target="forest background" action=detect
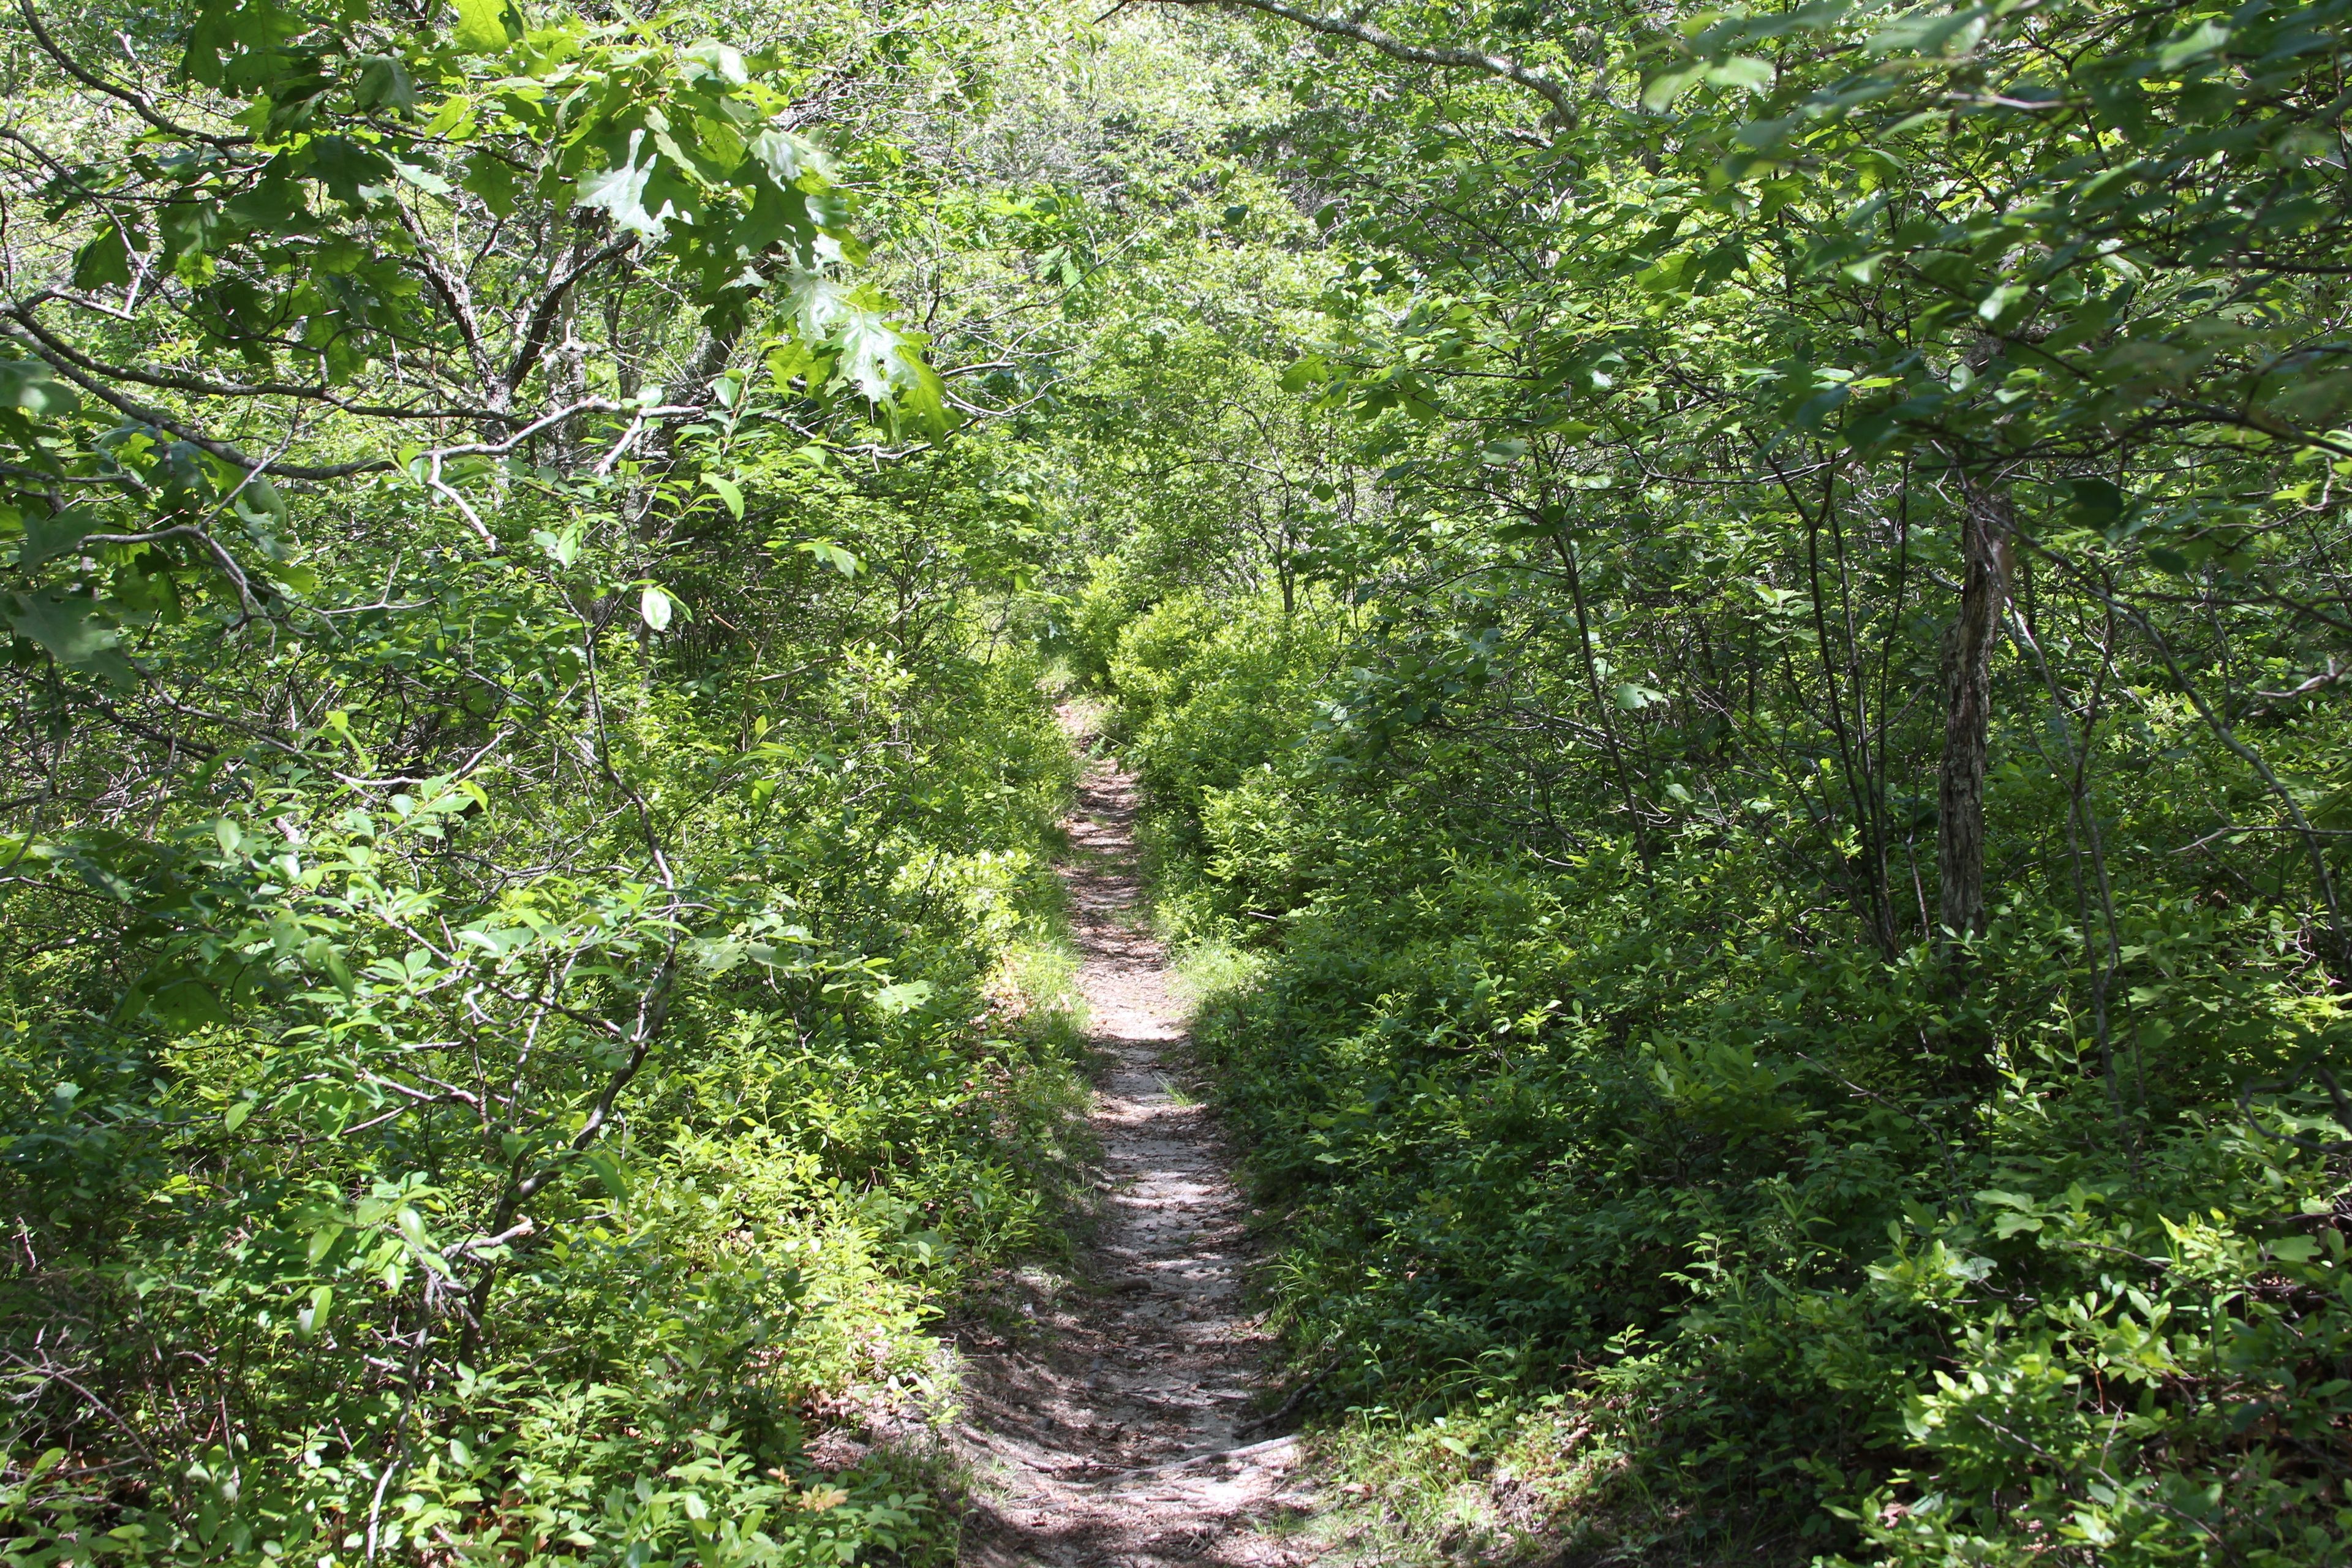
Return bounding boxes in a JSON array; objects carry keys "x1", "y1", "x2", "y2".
[{"x1": 2, "y1": 0, "x2": 2350, "y2": 1564}]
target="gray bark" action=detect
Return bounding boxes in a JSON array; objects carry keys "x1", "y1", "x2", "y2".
[{"x1": 1937, "y1": 481, "x2": 2011, "y2": 939}]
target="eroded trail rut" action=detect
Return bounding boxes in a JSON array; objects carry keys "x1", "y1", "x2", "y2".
[{"x1": 952, "y1": 747, "x2": 1322, "y2": 1566}]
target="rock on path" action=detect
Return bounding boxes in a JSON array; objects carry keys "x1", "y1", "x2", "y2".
[{"x1": 951, "y1": 743, "x2": 1322, "y2": 1567}]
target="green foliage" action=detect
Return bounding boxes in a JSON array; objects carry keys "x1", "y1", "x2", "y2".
[
  {"x1": 1049, "y1": 0, "x2": 2352, "y2": 1552},
  {"x1": 0, "y1": 0, "x2": 952, "y2": 717},
  {"x1": 14, "y1": 0, "x2": 2352, "y2": 1558},
  {"x1": 0, "y1": 0, "x2": 1106, "y2": 1556},
  {"x1": 1117, "y1": 590, "x2": 2352, "y2": 1564},
  {"x1": 1107, "y1": 593, "x2": 1333, "y2": 875},
  {"x1": 0, "y1": 556, "x2": 1082, "y2": 1562}
]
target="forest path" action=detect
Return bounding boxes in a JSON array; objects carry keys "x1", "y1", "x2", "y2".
[{"x1": 951, "y1": 719, "x2": 1322, "y2": 1566}]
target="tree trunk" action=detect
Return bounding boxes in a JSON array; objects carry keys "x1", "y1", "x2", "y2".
[{"x1": 1937, "y1": 481, "x2": 2011, "y2": 940}]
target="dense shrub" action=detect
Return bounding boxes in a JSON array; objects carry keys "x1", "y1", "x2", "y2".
[
  {"x1": 1121, "y1": 589, "x2": 2352, "y2": 1566},
  {"x1": 0, "y1": 622, "x2": 1084, "y2": 1567}
]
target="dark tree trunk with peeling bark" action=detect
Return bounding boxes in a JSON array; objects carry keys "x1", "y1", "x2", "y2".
[{"x1": 1938, "y1": 481, "x2": 2011, "y2": 941}]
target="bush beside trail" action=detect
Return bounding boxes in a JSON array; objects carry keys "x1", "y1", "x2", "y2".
[{"x1": 1113, "y1": 592, "x2": 2352, "y2": 1567}]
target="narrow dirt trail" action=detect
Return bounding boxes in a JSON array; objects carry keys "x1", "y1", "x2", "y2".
[{"x1": 952, "y1": 739, "x2": 1324, "y2": 1567}]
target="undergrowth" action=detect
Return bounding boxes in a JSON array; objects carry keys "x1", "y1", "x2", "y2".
[
  {"x1": 2, "y1": 634, "x2": 1095, "y2": 1568},
  {"x1": 1103, "y1": 589, "x2": 2352, "y2": 1568}
]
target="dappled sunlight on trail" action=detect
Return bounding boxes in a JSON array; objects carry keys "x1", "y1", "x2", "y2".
[{"x1": 953, "y1": 723, "x2": 1324, "y2": 1567}]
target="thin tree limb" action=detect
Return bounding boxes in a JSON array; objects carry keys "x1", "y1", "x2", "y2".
[{"x1": 1147, "y1": 0, "x2": 1576, "y2": 124}]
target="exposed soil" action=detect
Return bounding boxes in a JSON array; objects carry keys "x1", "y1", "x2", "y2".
[{"x1": 951, "y1": 736, "x2": 1324, "y2": 1566}]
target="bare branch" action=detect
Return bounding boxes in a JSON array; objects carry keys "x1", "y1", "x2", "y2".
[
  {"x1": 1147, "y1": 0, "x2": 1575, "y2": 124},
  {"x1": 0, "y1": 326, "x2": 393, "y2": 480},
  {"x1": 6, "y1": 299, "x2": 501, "y2": 422},
  {"x1": 502, "y1": 235, "x2": 638, "y2": 397},
  {"x1": 17, "y1": 0, "x2": 251, "y2": 149}
]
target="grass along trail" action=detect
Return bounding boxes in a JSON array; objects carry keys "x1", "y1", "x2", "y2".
[{"x1": 951, "y1": 728, "x2": 1323, "y2": 1566}]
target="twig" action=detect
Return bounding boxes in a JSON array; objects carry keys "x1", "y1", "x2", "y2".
[{"x1": 1147, "y1": 0, "x2": 1575, "y2": 124}]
